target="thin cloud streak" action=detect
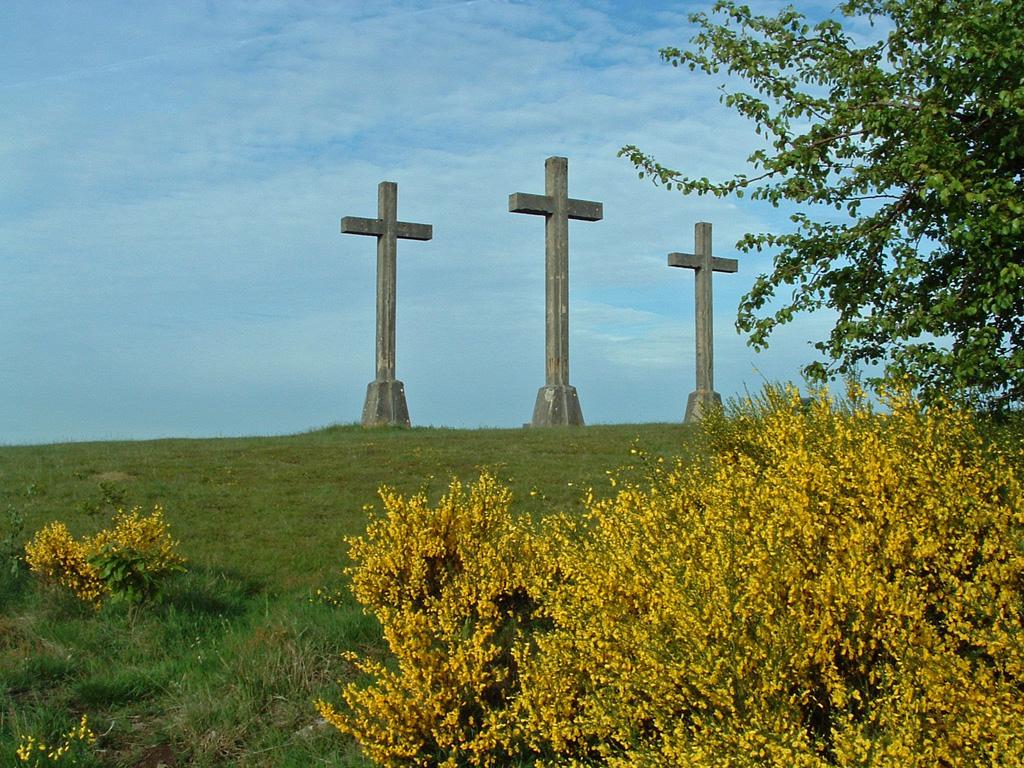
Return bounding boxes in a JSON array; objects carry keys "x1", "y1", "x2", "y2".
[
  {"x1": 0, "y1": 34, "x2": 278, "y2": 90},
  {"x1": 0, "y1": 0, "x2": 505, "y2": 90}
]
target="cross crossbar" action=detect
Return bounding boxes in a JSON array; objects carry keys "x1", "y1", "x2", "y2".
[
  {"x1": 341, "y1": 216, "x2": 432, "y2": 241},
  {"x1": 508, "y1": 193, "x2": 603, "y2": 222},
  {"x1": 668, "y1": 252, "x2": 738, "y2": 273},
  {"x1": 341, "y1": 216, "x2": 383, "y2": 236}
]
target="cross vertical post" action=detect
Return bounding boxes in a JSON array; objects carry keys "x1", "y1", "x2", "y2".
[
  {"x1": 510, "y1": 156, "x2": 602, "y2": 427},
  {"x1": 341, "y1": 181, "x2": 432, "y2": 427},
  {"x1": 544, "y1": 157, "x2": 569, "y2": 387},
  {"x1": 375, "y1": 181, "x2": 397, "y2": 382},
  {"x1": 668, "y1": 221, "x2": 738, "y2": 423}
]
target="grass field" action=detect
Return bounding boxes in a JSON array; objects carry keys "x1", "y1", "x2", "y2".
[{"x1": 1, "y1": 422, "x2": 694, "y2": 767}]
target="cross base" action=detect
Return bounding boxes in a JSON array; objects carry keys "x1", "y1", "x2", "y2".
[
  {"x1": 362, "y1": 379, "x2": 411, "y2": 428},
  {"x1": 531, "y1": 385, "x2": 585, "y2": 427},
  {"x1": 684, "y1": 389, "x2": 723, "y2": 424}
]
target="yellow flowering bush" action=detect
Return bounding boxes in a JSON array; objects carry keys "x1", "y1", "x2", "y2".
[
  {"x1": 16, "y1": 715, "x2": 96, "y2": 766},
  {"x1": 316, "y1": 475, "x2": 559, "y2": 767},
  {"x1": 24, "y1": 506, "x2": 185, "y2": 606},
  {"x1": 324, "y1": 385, "x2": 1024, "y2": 767}
]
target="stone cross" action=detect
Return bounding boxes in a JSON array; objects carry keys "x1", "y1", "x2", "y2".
[
  {"x1": 668, "y1": 221, "x2": 738, "y2": 423},
  {"x1": 510, "y1": 156, "x2": 602, "y2": 427},
  {"x1": 341, "y1": 181, "x2": 432, "y2": 427}
]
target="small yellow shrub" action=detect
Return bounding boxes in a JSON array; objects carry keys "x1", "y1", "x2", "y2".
[
  {"x1": 24, "y1": 506, "x2": 185, "y2": 606},
  {"x1": 23, "y1": 521, "x2": 106, "y2": 605},
  {"x1": 16, "y1": 714, "x2": 96, "y2": 766},
  {"x1": 324, "y1": 385, "x2": 1024, "y2": 767}
]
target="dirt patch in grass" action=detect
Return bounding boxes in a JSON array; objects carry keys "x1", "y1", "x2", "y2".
[{"x1": 132, "y1": 743, "x2": 176, "y2": 767}]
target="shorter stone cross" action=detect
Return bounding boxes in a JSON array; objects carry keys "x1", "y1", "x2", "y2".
[
  {"x1": 510, "y1": 156, "x2": 602, "y2": 427},
  {"x1": 668, "y1": 221, "x2": 737, "y2": 423},
  {"x1": 341, "y1": 181, "x2": 432, "y2": 427}
]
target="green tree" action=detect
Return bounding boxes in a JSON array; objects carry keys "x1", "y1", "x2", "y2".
[{"x1": 622, "y1": 0, "x2": 1024, "y2": 410}]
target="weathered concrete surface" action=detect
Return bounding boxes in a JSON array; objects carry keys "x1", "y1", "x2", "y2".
[
  {"x1": 668, "y1": 222, "x2": 738, "y2": 424},
  {"x1": 510, "y1": 156, "x2": 601, "y2": 427},
  {"x1": 361, "y1": 379, "x2": 411, "y2": 428},
  {"x1": 684, "y1": 389, "x2": 723, "y2": 424},
  {"x1": 532, "y1": 384, "x2": 585, "y2": 427},
  {"x1": 341, "y1": 181, "x2": 431, "y2": 427}
]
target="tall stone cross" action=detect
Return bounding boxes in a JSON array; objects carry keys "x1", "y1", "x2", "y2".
[
  {"x1": 509, "y1": 156, "x2": 602, "y2": 427},
  {"x1": 341, "y1": 181, "x2": 432, "y2": 427},
  {"x1": 668, "y1": 221, "x2": 738, "y2": 423}
]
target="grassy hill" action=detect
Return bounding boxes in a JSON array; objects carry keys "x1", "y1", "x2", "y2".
[{"x1": 1, "y1": 422, "x2": 694, "y2": 767}]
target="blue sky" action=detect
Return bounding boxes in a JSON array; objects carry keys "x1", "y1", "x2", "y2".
[{"x1": 2, "y1": 0, "x2": 845, "y2": 444}]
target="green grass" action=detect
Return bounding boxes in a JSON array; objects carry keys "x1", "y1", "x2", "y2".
[{"x1": 0, "y1": 422, "x2": 694, "y2": 767}]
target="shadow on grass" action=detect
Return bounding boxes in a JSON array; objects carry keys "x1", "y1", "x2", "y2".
[
  {"x1": 1, "y1": 654, "x2": 77, "y2": 697},
  {"x1": 157, "y1": 566, "x2": 264, "y2": 620},
  {"x1": 0, "y1": 577, "x2": 25, "y2": 614},
  {"x1": 73, "y1": 667, "x2": 166, "y2": 708}
]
